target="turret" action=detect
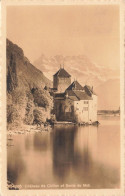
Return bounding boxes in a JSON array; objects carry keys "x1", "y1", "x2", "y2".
[{"x1": 53, "y1": 68, "x2": 71, "y2": 93}]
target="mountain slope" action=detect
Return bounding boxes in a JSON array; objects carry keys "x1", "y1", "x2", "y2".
[
  {"x1": 7, "y1": 39, "x2": 52, "y2": 92},
  {"x1": 7, "y1": 39, "x2": 53, "y2": 126}
]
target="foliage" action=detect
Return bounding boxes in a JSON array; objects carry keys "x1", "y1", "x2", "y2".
[
  {"x1": 6, "y1": 39, "x2": 53, "y2": 128},
  {"x1": 31, "y1": 88, "x2": 51, "y2": 108},
  {"x1": 24, "y1": 101, "x2": 34, "y2": 125},
  {"x1": 7, "y1": 104, "x2": 19, "y2": 123},
  {"x1": 33, "y1": 108, "x2": 46, "y2": 125},
  {"x1": 47, "y1": 114, "x2": 56, "y2": 125}
]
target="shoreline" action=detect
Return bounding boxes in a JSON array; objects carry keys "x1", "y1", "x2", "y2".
[
  {"x1": 7, "y1": 124, "x2": 52, "y2": 135},
  {"x1": 7, "y1": 115, "x2": 120, "y2": 135}
]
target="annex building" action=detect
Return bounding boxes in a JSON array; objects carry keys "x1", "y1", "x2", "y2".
[{"x1": 53, "y1": 68, "x2": 97, "y2": 123}]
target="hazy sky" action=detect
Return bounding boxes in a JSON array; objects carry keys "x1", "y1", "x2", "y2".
[
  {"x1": 7, "y1": 5, "x2": 120, "y2": 70},
  {"x1": 6, "y1": 5, "x2": 120, "y2": 109}
]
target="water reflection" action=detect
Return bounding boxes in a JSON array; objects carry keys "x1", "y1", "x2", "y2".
[
  {"x1": 7, "y1": 146, "x2": 26, "y2": 184},
  {"x1": 25, "y1": 136, "x2": 31, "y2": 151},
  {"x1": 33, "y1": 133, "x2": 50, "y2": 151},
  {"x1": 7, "y1": 117, "x2": 120, "y2": 188},
  {"x1": 52, "y1": 126, "x2": 77, "y2": 182}
]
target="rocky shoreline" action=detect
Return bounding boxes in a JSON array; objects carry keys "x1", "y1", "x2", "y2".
[
  {"x1": 7, "y1": 120, "x2": 100, "y2": 136},
  {"x1": 7, "y1": 123, "x2": 52, "y2": 136}
]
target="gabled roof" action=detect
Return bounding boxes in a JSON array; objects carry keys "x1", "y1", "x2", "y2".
[
  {"x1": 53, "y1": 68, "x2": 71, "y2": 78},
  {"x1": 66, "y1": 81, "x2": 84, "y2": 91},
  {"x1": 83, "y1": 85, "x2": 96, "y2": 96}
]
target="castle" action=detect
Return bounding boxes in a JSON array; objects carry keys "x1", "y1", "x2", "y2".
[{"x1": 53, "y1": 67, "x2": 97, "y2": 123}]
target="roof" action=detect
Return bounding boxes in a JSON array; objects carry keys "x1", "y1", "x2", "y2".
[
  {"x1": 83, "y1": 85, "x2": 96, "y2": 96},
  {"x1": 53, "y1": 68, "x2": 71, "y2": 78},
  {"x1": 54, "y1": 92, "x2": 65, "y2": 99},
  {"x1": 66, "y1": 90, "x2": 79, "y2": 101},
  {"x1": 66, "y1": 81, "x2": 84, "y2": 91},
  {"x1": 73, "y1": 91, "x2": 92, "y2": 100},
  {"x1": 54, "y1": 90, "x2": 92, "y2": 101},
  {"x1": 54, "y1": 81, "x2": 93, "y2": 101},
  {"x1": 68, "y1": 96, "x2": 79, "y2": 101},
  {"x1": 66, "y1": 90, "x2": 92, "y2": 100}
]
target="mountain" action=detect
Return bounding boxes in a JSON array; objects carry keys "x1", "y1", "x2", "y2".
[
  {"x1": 34, "y1": 54, "x2": 120, "y2": 110},
  {"x1": 95, "y1": 79, "x2": 120, "y2": 110},
  {"x1": 34, "y1": 54, "x2": 119, "y2": 88},
  {"x1": 7, "y1": 40, "x2": 52, "y2": 92},
  {"x1": 7, "y1": 39, "x2": 53, "y2": 126}
]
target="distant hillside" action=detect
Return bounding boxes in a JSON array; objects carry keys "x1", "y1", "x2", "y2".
[
  {"x1": 7, "y1": 39, "x2": 53, "y2": 127},
  {"x1": 98, "y1": 110, "x2": 120, "y2": 115},
  {"x1": 95, "y1": 79, "x2": 120, "y2": 110}
]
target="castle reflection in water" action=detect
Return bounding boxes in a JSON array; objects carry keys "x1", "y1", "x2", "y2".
[{"x1": 7, "y1": 116, "x2": 120, "y2": 189}]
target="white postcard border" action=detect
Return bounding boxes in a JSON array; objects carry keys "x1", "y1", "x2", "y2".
[{"x1": 0, "y1": 0, "x2": 125, "y2": 195}]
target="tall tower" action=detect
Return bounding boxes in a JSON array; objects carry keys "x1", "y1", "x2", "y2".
[{"x1": 53, "y1": 68, "x2": 71, "y2": 93}]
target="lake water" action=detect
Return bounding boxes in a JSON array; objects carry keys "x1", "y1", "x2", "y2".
[{"x1": 7, "y1": 116, "x2": 120, "y2": 189}]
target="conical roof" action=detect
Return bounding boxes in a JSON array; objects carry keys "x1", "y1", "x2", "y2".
[{"x1": 53, "y1": 68, "x2": 71, "y2": 78}]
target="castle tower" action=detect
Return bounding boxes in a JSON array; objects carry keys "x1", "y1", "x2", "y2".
[{"x1": 53, "y1": 68, "x2": 71, "y2": 93}]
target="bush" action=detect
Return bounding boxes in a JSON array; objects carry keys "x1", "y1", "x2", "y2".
[
  {"x1": 23, "y1": 91, "x2": 34, "y2": 125},
  {"x1": 7, "y1": 104, "x2": 19, "y2": 123},
  {"x1": 31, "y1": 88, "x2": 50, "y2": 108},
  {"x1": 11, "y1": 87, "x2": 26, "y2": 105},
  {"x1": 47, "y1": 114, "x2": 56, "y2": 125},
  {"x1": 24, "y1": 101, "x2": 34, "y2": 125},
  {"x1": 33, "y1": 108, "x2": 46, "y2": 125}
]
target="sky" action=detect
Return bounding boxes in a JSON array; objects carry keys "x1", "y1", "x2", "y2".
[
  {"x1": 6, "y1": 5, "x2": 120, "y2": 109},
  {"x1": 7, "y1": 5, "x2": 120, "y2": 70}
]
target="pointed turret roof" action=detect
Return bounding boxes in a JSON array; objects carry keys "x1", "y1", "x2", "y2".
[
  {"x1": 53, "y1": 68, "x2": 71, "y2": 78},
  {"x1": 83, "y1": 85, "x2": 96, "y2": 96},
  {"x1": 66, "y1": 80, "x2": 84, "y2": 91}
]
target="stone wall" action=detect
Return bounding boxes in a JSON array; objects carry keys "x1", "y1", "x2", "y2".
[
  {"x1": 74, "y1": 98, "x2": 97, "y2": 122},
  {"x1": 54, "y1": 96, "x2": 97, "y2": 123},
  {"x1": 74, "y1": 100, "x2": 89, "y2": 122},
  {"x1": 53, "y1": 76, "x2": 58, "y2": 89},
  {"x1": 58, "y1": 77, "x2": 71, "y2": 92},
  {"x1": 54, "y1": 98, "x2": 74, "y2": 121},
  {"x1": 89, "y1": 95, "x2": 97, "y2": 122},
  {"x1": 53, "y1": 76, "x2": 71, "y2": 93}
]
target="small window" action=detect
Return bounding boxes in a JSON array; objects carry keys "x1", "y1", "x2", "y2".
[
  {"x1": 84, "y1": 101, "x2": 88, "y2": 104},
  {"x1": 83, "y1": 107, "x2": 88, "y2": 111}
]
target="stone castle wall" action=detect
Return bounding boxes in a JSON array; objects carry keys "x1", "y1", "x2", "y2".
[
  {"x1": 54, "y1": 98, "x2": 75, "y2": 121},
  {"x1": 54, "y1": 97, "x2": 97, "y2": 123},
  {"x1": 88, "y1": 95, "x2": 97, "y2": 122},
  {"x1": 53, "y1": 76, "x2": 71, "y2": 93}
]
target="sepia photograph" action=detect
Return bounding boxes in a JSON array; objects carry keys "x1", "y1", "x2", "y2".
[{"x1": 1, "y1": 0, "x2": 124, "y2": 195}]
